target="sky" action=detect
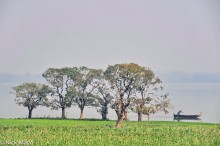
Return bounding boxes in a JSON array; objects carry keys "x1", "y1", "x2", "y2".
[
  {"x1": 0, "y1": 0, "x2": 220, "y2": 121},
  {"x1": 0, "y1": 0, "x2": 220, "y2": 75}
]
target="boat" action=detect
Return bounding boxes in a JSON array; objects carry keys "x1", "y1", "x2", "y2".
[{"x1": 174, "y1": 110, "x2": 201, "y2": 120}]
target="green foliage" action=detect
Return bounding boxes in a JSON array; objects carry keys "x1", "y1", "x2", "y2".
[
  {"x1": 72, "y1": 67, "x2": 103, "y2": 119},
  {"x1": 42, "y1": 67, "x2": 80, "y2": 118},
  {"x1": 128, "y1": 64, "x2": 171, "y2": 121},
  {"x1": 12, "y1": 63, "x2": 172, "y2": 124},
  {"x1": 93, "y1": 71, "x2": 114, "y2": 120},
  {"x1": 104, "y1": 63, "x2": 146, "y2": 119},
  {"x1": 0, "y1": 119, "x2": 219, "y2": 146},
  {"x1": 11, "y1": 83, "x2": 50, "y2": 109},
  {"x1": 105, "y1": 63, "x2": 145, "y2": 92}
]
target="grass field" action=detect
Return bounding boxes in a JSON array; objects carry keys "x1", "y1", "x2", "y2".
[{"x1": 0, "y1": 119, "x2": 219, "y2": 146}]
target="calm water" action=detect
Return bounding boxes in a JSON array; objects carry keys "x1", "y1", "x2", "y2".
[
  {"x1": 1, "y1": 83, "x2": 220, "y2": 123},
  {"x1": 151, "y1": 83, "x2": 220, "y2": 123}
]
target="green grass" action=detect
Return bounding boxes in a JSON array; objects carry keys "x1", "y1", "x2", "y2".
[{"x1": 0, "y1": 119, "x2": 219, "y2": 146}]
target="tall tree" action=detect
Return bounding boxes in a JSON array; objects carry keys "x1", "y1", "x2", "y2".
[
  {"x1": 130, "y1": 68, "x2": 171, "y2": 121},
  {"x1": 42, "y1": 67, "x2": 79, "y2": 119},
  {"x1": 73, "y1": 66, "x2": 102, "y2": 119},
  {"x1": 93, "y1": 73, "x2": 114, "y2": 120},
  {"x1": 12, "y1": 83, "x2": 50, "y2": 118},
  {"x1": 105, "y1": 63, "x2": 144, "y2": 128}
]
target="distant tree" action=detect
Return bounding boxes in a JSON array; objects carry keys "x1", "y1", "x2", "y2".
[
  {"x1": 145, "y1": 96, "x2": 171, "y2": 122},
  {"x1": 131, "y1": 94, "x2": 171, "y2": 122},
  {"x1": 72, "y1": 66, "x2": 102, "y2": 119},
  {"x1": 93, "y1": 72, "x2": 114, "y2": 120},
  {"x1": 42, "y1": 67, "x2": 80, "y2": 119},
  {"x1": 12, "y1": 83, "x2": 50, "y2": 118},
  {"x1": 130, "y1": 68, "x2": 171, "y2": 121},
  {"x1": 104, "y1": 63, "x2": 144, "y2": 128}
]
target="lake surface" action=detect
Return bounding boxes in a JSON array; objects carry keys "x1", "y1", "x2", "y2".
[
  {"x1": 153, "y1": 83, "x2": 220, "y2": 123},
  {"x1": 1, "y1": 83, "x2": 220, "y2": 123}
]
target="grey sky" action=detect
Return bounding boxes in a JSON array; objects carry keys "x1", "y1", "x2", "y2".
[{"x1": 0, "y1": 0, "x2": 220, "y2": 74}]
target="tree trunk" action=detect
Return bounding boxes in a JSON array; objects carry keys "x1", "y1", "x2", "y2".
[
  {"x1": 115, "y1": 90, "x2": 131, "y2": 128},
  {"x1": 80, "y1": 108, "x2": 84, "y2": 119},
  {"x1": 28, "y1": 108, "x2": 33, "y2": 119},
  {"x1": 147, "y1": 115, "x2": 150, "y2": 122},
  {"x1": 115, "y1": 107, "x2": 128, "y2": 128},
  {"x1": 115, "y1": 110, "x2": 120, "y2": 119},
  {"x1": 61, "y1": 107, "x2": 66, "y2": 119},
  {"x1": 122, "y1": 107, "x2": 129, "y2": 121},
  {"x1": 101, "y1": 110, "x2": 107, "y2": 120},
  {"x1": 138, "y1": 112, "x2": 142, "y2": 121},
  {"x1": 115, "y1": 114, "x2": 125, "y2": 128},
  {"x1": 124, "y1": 112, "x2": 128, "y2": 121},
  {"x1": 102, "y1": 105, "x2": 107, "y2": 120},
  {"x1": 102, "y1": 113, "x2": 106, "y2": 120}
]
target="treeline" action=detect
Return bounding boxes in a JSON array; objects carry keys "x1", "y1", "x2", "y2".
[{"x1": 12, "y1": 63, "x2": 171, "y2": 128}]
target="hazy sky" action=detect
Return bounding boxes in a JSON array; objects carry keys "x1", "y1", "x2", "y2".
[{"x1": 0, "y1": 0, "x2": 220, "y2": 74}]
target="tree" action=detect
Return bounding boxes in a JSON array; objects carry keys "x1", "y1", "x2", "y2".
[
  {"x1": 93, "y1": 73, "x2": 114, "y2": 120},
  {"x1": 72, "y1": 66, "x2": 102, "y2": 119},
  {"x1": 132, "y1": 97, "x2": 170, "y2": 122},
  {"x1": 42, "y1": 67, "x2": 80, "y2": 119},
  {"x1": 141, "y1": 94, "x2": 171, "y2": 121},
  {"x1": 12, "y1": 83, "x2": 50, "y2": 118},
  {"x1": 130, "y1": 67, "x2": 171, "y2": 121},
  {"x1": 105, "y1": 63, "x2": 144, "y2": 128}
]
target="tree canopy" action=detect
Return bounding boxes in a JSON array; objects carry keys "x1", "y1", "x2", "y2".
[
  {"x1": 12, "y1": 63, "x2": 171, "y2": 127},
  {"x1": 42, "y1": 67, "x2": 80, "y2": 118},
  {"x1": 72, "y1": 66, "x2": 103, "y2": 119},
  {"x1": 12, "y1": 83, "x2": 50, "y2": 118},
  {"x1": 105, "y1": 63, "x2": 147, "y2": 127}
]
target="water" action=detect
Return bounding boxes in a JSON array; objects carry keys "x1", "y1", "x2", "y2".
[
  {"x1": 1, "y1": 83, "x2": 220, "y2": 123},
  {"x1": 163, "y1": 83, "x2": 220, "y2": 123}
]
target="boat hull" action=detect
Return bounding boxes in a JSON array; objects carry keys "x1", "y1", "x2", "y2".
[{"x1": 174, "y1": 114, "x2": 201, "y2": 119}]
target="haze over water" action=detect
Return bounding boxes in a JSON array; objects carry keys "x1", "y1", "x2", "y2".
[
  {"x1": 0, "y1": 1, "x2": 220, "y2": 123},
  {"x1": 1, "y1": 81, "x2": 220, "y2": 123}
]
